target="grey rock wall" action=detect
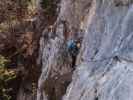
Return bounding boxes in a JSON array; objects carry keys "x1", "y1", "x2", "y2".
[
  {"x1": 37, "y1": 24, "x2": 73, "y2": 100},
  {"x1": 37, "y1": 0, "x2": 133, "y2": 100},
  {"x1": 63, "y1": 0, "x2": 133, "y2": 100}
]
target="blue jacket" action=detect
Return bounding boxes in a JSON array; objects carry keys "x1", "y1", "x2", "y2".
[{"x1": 67, "y1": 40, "x2": 79, "y2": 56}]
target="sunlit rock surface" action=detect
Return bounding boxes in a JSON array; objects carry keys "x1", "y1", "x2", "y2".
[
  {"x1": 63, "y1": 0, "x2": 133, "y2": 100},
  {"x1": 37, "y1": 0, "x2": 133, "y2": 100}
]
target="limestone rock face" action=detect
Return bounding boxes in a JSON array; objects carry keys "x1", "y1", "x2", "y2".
[
  {"x1": 37, "y1": 24, "x2": 73, "y2": 100},
  {"x1": 63, "y1": 0, "x2": 133, "y2": 100},
  {"x1": 37, "y1": 0, "x2": 133, "y2": 100}
]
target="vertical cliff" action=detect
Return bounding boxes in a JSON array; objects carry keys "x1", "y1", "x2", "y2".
[
  {"x1": 36, "y1": 0, "x2": 91, "y2": 100},
  {"x1": 1, "y1": 0, "x2": 132, "y2": 100},
  {"x1": 37, "y1": 0, "x2": 133, "y2": 100},
  {"x1": 63, "y1": 0, "x2": 133, "y2": 100}
]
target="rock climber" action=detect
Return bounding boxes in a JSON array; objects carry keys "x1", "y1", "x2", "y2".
[
  {"x1": 67, "y1": 39, "x2": 80, "y2": 56},
  {"x1": 67, "y1": 39, "x2": 81, "y2": 69}
]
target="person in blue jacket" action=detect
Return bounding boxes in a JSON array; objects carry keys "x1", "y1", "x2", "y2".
[
  {"x1": 67, "y1": 39, "x2": 81, "y2": 69},
  {"x1": 67, "y1": 40, "x2": 78, "y2": 55}
]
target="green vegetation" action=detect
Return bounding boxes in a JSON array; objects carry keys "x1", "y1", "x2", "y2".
[{"x1": 0, "y1": 55, "x2": 16, "y2": 100}]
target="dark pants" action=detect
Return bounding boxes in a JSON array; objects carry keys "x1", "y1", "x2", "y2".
[{"x1": 69, "y1": 47, "x2": 79, "y2": 70}]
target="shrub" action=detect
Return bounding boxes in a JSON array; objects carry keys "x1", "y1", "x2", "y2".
[{"x1": 0, "y1": 55, "x2": 16, "y2": 100}]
